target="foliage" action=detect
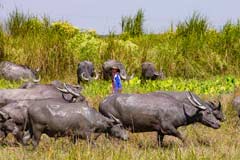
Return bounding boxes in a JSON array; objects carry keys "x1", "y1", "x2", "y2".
[
  {"x1": 1, "y1": 10, "x2": 240, "y2": 79},
  {"x1": 66, "y1": 31, "x2": 106, "y2": 69},
  {"x1": 51, "y1": 21, "x2": 79, "y2": 38},
  {"x1": 121, "y1": 9, "x2": 144, "y2": 37},
  {"x1": 176, "y1": 12, "x2": 209, "y2": 37}
]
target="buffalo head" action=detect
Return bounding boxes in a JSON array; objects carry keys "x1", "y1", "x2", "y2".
[
  {"x1": 77, "y1": 61, "x2": 98, "y2": 84},
  {"x1": 185, "y1": 92, "x2": 220, "y2": 129},
  {"x1": 107, "y1": 114, "x2": 128, "y2": 140},
  {"x1": 102, "y1": 60, "x2": 134, "y2": 80},
  {"x1": 56, "y1": 83, "x2": 85, "y2": 103},
  {"x1": 141, "y1": 62, "x2": 164, "y2": 80}
]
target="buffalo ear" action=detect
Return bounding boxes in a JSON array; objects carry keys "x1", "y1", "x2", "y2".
[
  {"x1": 0, "y1": 111, "x2": 9, "y2": 121},
  {"x1": 183, "y1": 103, "x2": 198, "y2": 117}
]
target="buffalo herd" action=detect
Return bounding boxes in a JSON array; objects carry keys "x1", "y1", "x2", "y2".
[{"x1": 0, "y1": 60, "x2": 238, "y2": 149}]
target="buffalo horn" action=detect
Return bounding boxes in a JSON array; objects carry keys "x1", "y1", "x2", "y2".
[
  {"x1": 109, "y1": 113, "x2": 121, "y2": 124},
  {"x1": 20, "y1": 77, "x2": 29, "y2": 82},
  {"x1": 153, "y1": 72, "x2": 160, "y2": 76},
  {"x1": 56, "y1": 86, "x2": 68, "y2": 94},
  {"x1": 189, "y1": 92, "x2": 202, "y2": 106},
  {"x1": 81, "y1": 72, "x2": 90, "y2": 81},
  {"x1": 120, "y1": 73, "x2": 127, "y2": 80},
  {"x1": 93, "y1": 71, "x2": 99, "y2": 80},
  {"x1": 128, "y1": 73, "x2": 134, "y2": 80},
  {"x1": 32, "y1": 75, "x2": 41, "y2": 83},
  {"x1": 187, "y1": 92, "x2": 206, "y2": 110},
  {"x1": 64, "y1": 83, "x2": 80, "y2": 97}
]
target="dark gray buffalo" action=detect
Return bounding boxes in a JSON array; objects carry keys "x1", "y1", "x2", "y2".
[
  {"x1": 0, "y1": 82, "x2": 84, "y2": 143},
  {"x1": 141, "y1": 62, "x2": 164, "y2": 81},
  {"x1": 0, "y1": 80, "x2": 84, "y2": 107},
  {"x1": 0, "y1": 61, "x2": 40, "y2": 81},
  {"x1": 102, "y1": 60, "x2": 133, "y2": 80},
  {"x1": 153, "y1": 91, "x2": 225, "y2": 122},
  {"x1": 77, "y1": 60, "x2": 98, "y2": 84},
  {"x1": 99, "y1": 92, "x2": 220, "y2": 146},
  {"x1": 0, "y1": 101, "x2": 29, "y2": 143},
  {"x1": 27, "y1": 99, "x2": 128, "y2": 148}
]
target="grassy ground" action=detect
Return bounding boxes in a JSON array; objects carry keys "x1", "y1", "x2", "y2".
[{"x1": 0, "y1": 77, "x2": 240, "y2": 160}]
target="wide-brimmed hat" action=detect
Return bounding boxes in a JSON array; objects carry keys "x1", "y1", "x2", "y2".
[{"x1": 111, "y1": 66, "x2": 120, "y2": 71}]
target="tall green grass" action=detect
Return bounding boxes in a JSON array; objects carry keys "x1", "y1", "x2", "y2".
[
  {"x1": 1, "y1": 10, "x2": 240, "y2": 81},
  {"x1": 121, "y1": 9, "x2": 144, "y2": 37}
]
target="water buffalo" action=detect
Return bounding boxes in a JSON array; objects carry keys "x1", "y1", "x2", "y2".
[
  {"x1": 102, "y1": 60, "x2": 133, "y2": 80},
  {"x1": 153, "y1": 91, "x2": 225, "y2": 122},
  {"x1": 0, "y1": 61, "x2": 40, "y2": 82},
  {"x1": 0, "y1": 82, "x2": 85, "y2": 144},
  {"x1": 141, "y1": 62, "x2": 164, "y2": 81},
  {"x1": 0, "y1": 80, "x2": 84, "y2": 107},
  {"x1": 0, "y1": 101, "x2": 28, "y2": 143},
  {"x1": 77, "y1": 60, "x2": 98, "y2": 84},
  {"x1": 99, "y1": 92, "x2": 220, "y2": 146},
  {"x1": 27, "y1": 99, "x2": 128, "y2": 148}
]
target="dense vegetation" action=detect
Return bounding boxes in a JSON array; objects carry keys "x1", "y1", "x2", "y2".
[
  {"x1": 1, "y1": 10, "x2": 240, "y2": 80},
  {"x1": 1, "y1": 9, "x2": 240, "y2": 160}
]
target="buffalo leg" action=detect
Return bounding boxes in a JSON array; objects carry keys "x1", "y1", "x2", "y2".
[
  {"x1": 161, "y1": 125, "x2": 185, "y2": 144},
  {"x1": 157, "y1": 131, "x2": 164, "y2": 147},
  {"x1": 168, "y1": 127, "x2": 185, "y2": 143},
  {"x1": 31, "y1": 124, "x2": 43, "y2": 148}
]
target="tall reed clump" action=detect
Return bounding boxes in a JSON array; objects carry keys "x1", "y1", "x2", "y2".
[
  {"x1": 3, "y1": 10, "x2": 79, "y2": 79},
  {"x1": 121, "y1": 9, "x2": 144, "y2": 37},
  {"x1": 218, "y1": 20, "x2": 240, "y2": 75},
  {"x1": 172, "y1": 12, "x2": 212, "y2": 78}
]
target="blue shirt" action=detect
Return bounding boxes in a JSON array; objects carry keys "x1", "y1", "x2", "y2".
[{"x1": 113, "y1": 73, "x2": 122, "y2": 93}]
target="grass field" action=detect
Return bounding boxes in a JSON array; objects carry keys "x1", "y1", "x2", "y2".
[{"x1": 0, "y1": 77, "x2": 240, "y2": 160}]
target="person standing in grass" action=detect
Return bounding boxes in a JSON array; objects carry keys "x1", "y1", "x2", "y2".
[{"x1": 111, "y1": 66, "x2": 122, "y2": 94}]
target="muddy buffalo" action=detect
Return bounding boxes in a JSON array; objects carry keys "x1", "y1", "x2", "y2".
[
  {"x1": 0, "y1": 82, "x2": 85, "y2": 143},
  {"x1": 0, "y1": 80, "x2": 84, "y2": 107},
  {"x1": 0, "y1": 61, "x2": 40, "y2": 82},
  {"x1": 99, "y1": 92, "x2": 220, "y2": 146},
  {"x1": 26, "y1": 99, "x2": 128, "y2": 148}
]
